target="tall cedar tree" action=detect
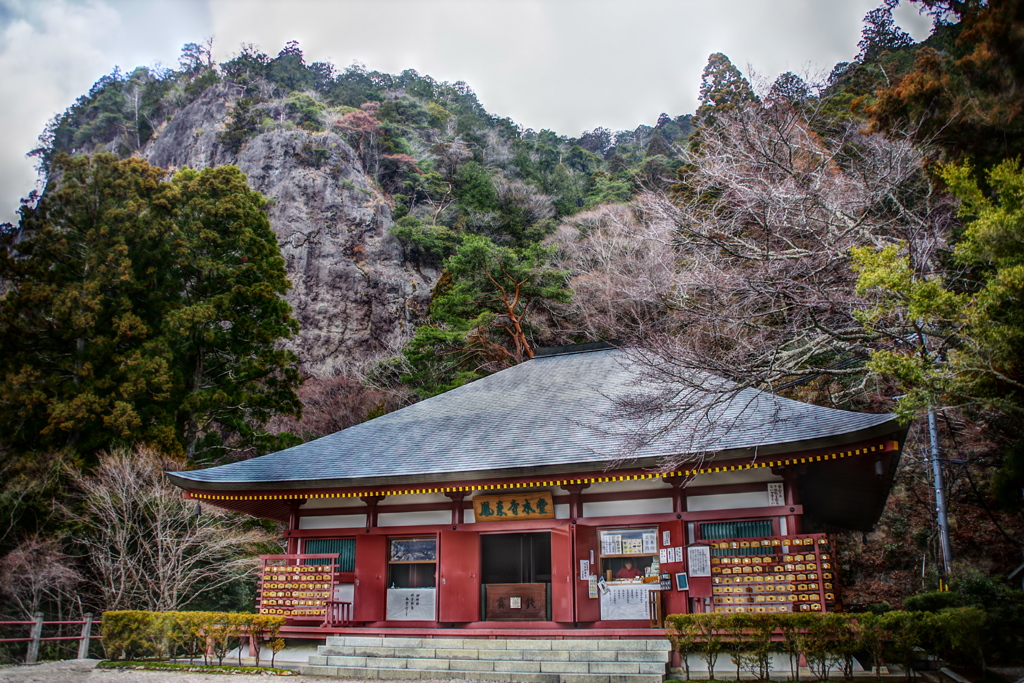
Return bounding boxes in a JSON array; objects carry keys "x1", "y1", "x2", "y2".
[
  {"x1": 0, "y1": 154, "x2": 301, "y2": 461},
  {"x1": 695, "y1": 53, "x2": 759, "y2": 125}
]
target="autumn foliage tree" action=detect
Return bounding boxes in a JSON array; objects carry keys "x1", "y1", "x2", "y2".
[{"x1": 869, "y1": 0, "x2": 1024, "y2": 167}]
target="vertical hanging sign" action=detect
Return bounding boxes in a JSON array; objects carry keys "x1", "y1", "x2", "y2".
[{"x1": 687, "y1": 545, "x2": 712, "y2": 578}]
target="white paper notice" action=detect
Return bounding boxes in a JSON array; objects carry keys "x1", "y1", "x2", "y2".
[
  {"x1": 660, "y1": 548, "x2": 668, "y2": 564},
  {"x1": 601, "y1": 534, "x2": 622, "y2": 555},
  {"x1": 768, "y1": 482, "x2": 785, "y2": 507},
  {"x1": 642, "y1": 532, "x2": 657, "y2": 553},
  {"x1": 662, "y1": 530, "x2": 671, "y2": 546},
  {"x1": 580, "y1": 559, "x2": 590, "y2": 580},
  {"x1": 385, "y1": 588, "x2": 437, "y2": 621},
  {"x1": 687, "y1": 546, "x2": 712, "y2": 577}
]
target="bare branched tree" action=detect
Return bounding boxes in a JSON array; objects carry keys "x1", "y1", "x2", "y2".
[
  {"x1": 588, "y1": 100, "x2": 956, "y2": 467},
  {"x1": 0, "y1": 536, "x2": 80, "y2": 619},
  {"x1": 64, "y1": 447, "x2": 275, "y2": 612},
  {"x1": 549, "y1": 203, "x2": 677, "y2": 340},
  {"x1": 643, "y1": 101, "x2": 953, "y2": 378}
]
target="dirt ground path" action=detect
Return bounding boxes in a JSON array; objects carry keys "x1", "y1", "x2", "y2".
[
  {"x1": 0, "y1": 659, "x2": 373, "y2": 682},
  {"x1": 0, "y1": 659, "x2": 485, "y2": 682}
]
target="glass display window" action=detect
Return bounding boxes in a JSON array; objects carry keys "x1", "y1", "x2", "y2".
[
  {"x1": 388, "y1": 537, "x2": 437, "y2": 588},
  {"x1": 598, "y1": 527, "x2": 659, "y2": 582}
]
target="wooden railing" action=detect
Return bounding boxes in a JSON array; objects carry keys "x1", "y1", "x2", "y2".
[
  {"x1": 0, "y1": 613, "x2": 101, "y2": 664},
  {"x1": 324, "y1": 599, "x2": 352, "y2": 628}
]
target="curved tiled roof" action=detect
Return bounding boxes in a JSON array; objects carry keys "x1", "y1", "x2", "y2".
[{"x1": 168, "y1": 347, "x2": 898, "y2": 491}]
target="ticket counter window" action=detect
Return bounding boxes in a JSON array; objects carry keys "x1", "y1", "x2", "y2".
[
  {"x1": 598, "y1": 527, "x2": 659, "y2": 582},
  {"x1": 598, "y1": 526, "x2": 661, "y2": 621}
]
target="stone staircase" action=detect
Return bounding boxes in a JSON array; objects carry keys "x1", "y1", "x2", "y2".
[{"x1": 300, "y1": 635, "x2": 671, "y2": 682}]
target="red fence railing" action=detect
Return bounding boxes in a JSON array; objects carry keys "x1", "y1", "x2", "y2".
[{"x1": 0, "y1": 613, "x2": 100, "y2": 664}]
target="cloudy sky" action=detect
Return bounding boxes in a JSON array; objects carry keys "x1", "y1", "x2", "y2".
[{"x1": 0, "y1": 0, "x2": 931, "y2": 223}]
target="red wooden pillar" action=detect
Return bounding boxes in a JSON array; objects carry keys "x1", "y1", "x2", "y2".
[
  {"x1": 663, "y1": 475, "x2": 690, "y2": 513},
  {"x1": 361, "y1": 495, "x2": 385, "y2": 528},
  {"x1": 286, "y1": 501, "x2": 303, "y2": 554},
  {"x1": 445, "y1": 491, "x2": 466, "y2": 525},
  {"x1": 774, "y1": 466, "x2": 805, "y2": 535},
  {"x1": 560, "y1": 483, "x2": 590, "y2": 518},
  {"x1": 658, "y1": 520, "x2": 689, "y2": 615}
]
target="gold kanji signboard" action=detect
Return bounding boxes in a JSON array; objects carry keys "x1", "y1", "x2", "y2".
[{"x1": 472, "y1": 491, "x2": 554, "y2": 521}]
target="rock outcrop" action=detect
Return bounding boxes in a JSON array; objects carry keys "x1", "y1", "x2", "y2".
[{"x1": 139, "y1": 85, "x2": 435, "y2": 374}]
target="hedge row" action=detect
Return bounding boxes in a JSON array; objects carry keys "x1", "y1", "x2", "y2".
[
  {"x1": 101, "y1": 611, "x2": 287, "y2": 667},
  {"x1": 665, "y1": 609, "x2": 986, "y2": 681}
]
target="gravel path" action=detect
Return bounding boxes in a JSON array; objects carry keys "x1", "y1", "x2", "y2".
[
  {"x1": 0, "y1": 660, "x2": 485, "y2": 683},
  {"x1": 0, "y1": 660, "x2": 306, "y2": 682}
]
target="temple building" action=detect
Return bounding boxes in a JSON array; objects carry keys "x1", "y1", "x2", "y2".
[{"x1": 168, "y1": 343, "x2": 905, "y2": 635}]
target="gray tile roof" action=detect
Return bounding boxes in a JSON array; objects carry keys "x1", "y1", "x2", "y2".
[{"x1": 168, "y1": 347, "x2": 898, "y2": 491}]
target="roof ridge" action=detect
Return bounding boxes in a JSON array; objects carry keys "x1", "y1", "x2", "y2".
[{"x1": 533, "y1": 340, "x2": 620, "y2": 357}]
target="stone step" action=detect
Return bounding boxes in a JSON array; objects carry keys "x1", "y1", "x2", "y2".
[
  {"x1": 310, "y1": 636, "x2": 671, "y2": 681},
  {"x1": 324, "y1": 636, "x2": 668, "y2": 651},
  {"x1": 306, "y1": 656, "x2": 666, "y2": 675},
  {"x1": 316, "y1": 645, "x2": 670, "y2": 662},
  {"x1": 300, "y1": 663, "x2": 665, "y2": 683}
]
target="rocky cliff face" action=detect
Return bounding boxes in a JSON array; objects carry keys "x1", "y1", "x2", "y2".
[{"x1": 139, "y1": 84, "x2": 435, "y2": 374}]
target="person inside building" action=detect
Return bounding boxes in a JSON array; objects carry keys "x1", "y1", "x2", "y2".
[{"x1": 616, "y1": 560, "x2": 642, "y2": 579}]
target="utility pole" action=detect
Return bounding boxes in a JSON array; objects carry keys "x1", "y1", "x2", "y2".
[{"x1": 928, "y1": 409, "x2": 953, "y2": 577}]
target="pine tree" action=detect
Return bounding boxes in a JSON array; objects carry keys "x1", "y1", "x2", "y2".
[
  {"x1": 400, "y1": 235, "x2": 569, "y2": 398},
  {"x1": 857, "y1": 0, "x2": 915, "y2": 63}
]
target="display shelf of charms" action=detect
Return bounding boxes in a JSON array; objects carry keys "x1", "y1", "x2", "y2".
[
  {"x1": 709, "y1": 535, "x2": 839, "y2": 614},
  {"x1": 256, "y1": 553, "x2": 345, "y2": 621}
]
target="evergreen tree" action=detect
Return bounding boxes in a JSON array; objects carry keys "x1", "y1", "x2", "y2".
[
  {"x1": 0, "y1": 154, "x2": 301, "y2": 461},
  {"x1": 400, "y1": 235, "x2": 569, "y2": 397},
  {"x1": 696, "y1": 53, "x2": 759, "y2": 125},
  {"x1": 869, "y1": 0, "x2": 1024, "y2": 168},
  {"x1": 857, "y1": 0, "x2": 915, "y2": 62}
]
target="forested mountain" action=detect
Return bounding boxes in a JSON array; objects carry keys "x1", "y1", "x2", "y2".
[
  {"x1": 2, "y1": 0, "x2": 1023, "y2": 632},
  {"x1": 30, "y1": 41, "x2": 687, "y2": 373}
]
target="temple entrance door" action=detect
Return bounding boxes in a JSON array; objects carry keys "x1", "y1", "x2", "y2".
[
  {"x1": 550, "y1": 525, "x2": 573, "y2": 622},
  {"x1": 438, "y1": 530, "x2": 480, "y2": 623},
  {"x1": 573, "y1": 524, "x2": 601, "y2": 622},
  {"x1": 480, "y1": 532, "x2": 551, "y2": 620},
  {"x1": 352, "y1": 534, "x2": 387, "y2": 623}
]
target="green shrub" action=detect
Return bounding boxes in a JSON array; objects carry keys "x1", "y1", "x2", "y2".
[
  {"x1": 391, "y1": 217, "x2": 459, "y2": 265},
  {"x1": 878, "y1": 611, "x2": 928, "y2": 681},
  {"x1": 665, "y1": 613, "x2": 702, "y2": 681},
  {"x1": 101, "y1": 611, "x2": 169, "y2": 661},
  {"x1": 903, "y1": 590, "x2": 961, "y2": 612},
  {"x1": 925, "y1": 607, "x2": 988, "y2": 670},
  {"x1": 101, "y1": 610, "x2": 284, "y2": 664}
]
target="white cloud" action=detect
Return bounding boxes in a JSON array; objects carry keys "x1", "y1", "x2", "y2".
[
  {"x1": 0, "y1": 0, "x2": 210, "y2": 223},
  {"x1": 0, "y1": 0, "x2": 122, "y2": 221}
]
